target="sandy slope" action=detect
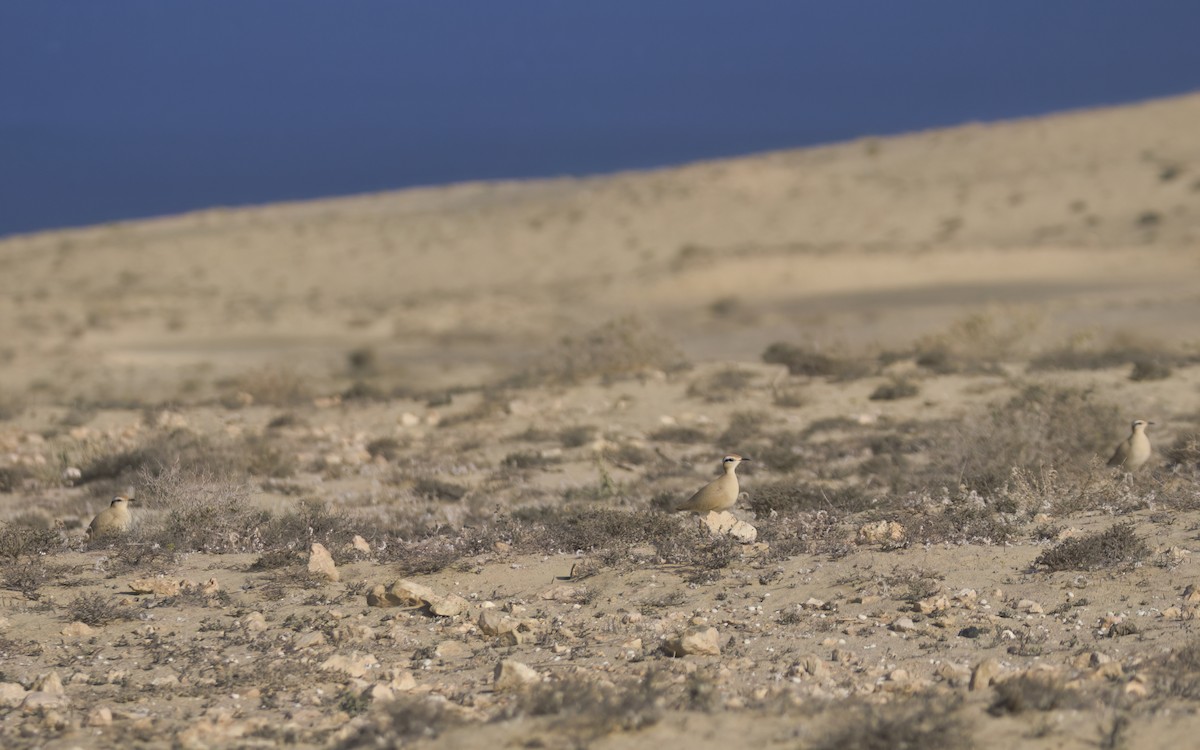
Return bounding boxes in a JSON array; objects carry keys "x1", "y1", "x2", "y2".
[{"x1": 1, "y1": 92, "x2": 1198, "y2": 398}]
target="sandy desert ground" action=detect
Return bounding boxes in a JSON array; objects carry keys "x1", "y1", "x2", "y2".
[{"x1": 1, "y1": 92, "x2": 1200, "y2": 749}]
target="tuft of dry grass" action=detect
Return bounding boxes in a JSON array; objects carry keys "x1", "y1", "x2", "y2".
[
  {"x1": 811, "y1": 693, "x2": 972, "y2": 750},
  {"x1": 507, "y1": 673, "x2": 663, "y2": 741},
  {"x1": 510, "y1": 315, "x2": 689, "y2": 387},
  {"x1": 66, "y1": 592, "x2": 136, "y2": 626},
  {"x1": 939, "y1": 384, "x2": 1120, "y2": 492},
  {"x1": 686, "y1": 367, "x2": 758, "y2": 402},
  {"x1": 988, "y1": 673, "x2": 1090, "y2": 715},
  {"x1": 761, "y1": 342, "x2": 872, "y2": 380},
  {"x1": 1033, "y1": 522, "x2": 1149, "y2": 572}
]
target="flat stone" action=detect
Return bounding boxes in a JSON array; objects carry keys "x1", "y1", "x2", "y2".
[
  {"x1": 701, "y1": 511, "x2": 757, "y2": 543},
  {"x1": 129, "y1": 577, "x2": 183, "y2": 597},
  {"x1": 662, "y1": 626, "x2": 721, "y2": 657},
  {"x1": 429, "y1": 593, "x2": 469, "y2": 617},
  {"x1": 61, "y1": 621, "x2": 95, "y2": 637}
]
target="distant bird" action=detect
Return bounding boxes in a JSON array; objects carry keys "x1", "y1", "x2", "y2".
[
  {"x1": 87, "y1": 496, "x2": 133, "y2": 539},
  {"x1": 676, "y1": 455, "x2": 750, "y2": 512},
  {"x1": 1107, "y1": 420, "x2": 1153, "y2": 471}
]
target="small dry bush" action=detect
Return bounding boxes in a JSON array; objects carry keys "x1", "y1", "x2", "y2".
[
  {"x1": 913, "y1": 309, "x2": 1039, "y2": 373},
  {"x1": 869, "y1": 377, "x2": 920, "y2": 401},
  {"x1": 1165, "y1": 432, "x2": 1200, "y2": 473},
  {"x1": 3, "y1": 560, "x2": 57, "y2": 599},
  {"x1": 66, "y1": 592, "x2": 135, "y2": 626},
  {"x1": 506, "y1": 673, "x2": 662, "y2": 741},
  {"x1": 762, "y1": 342, "x2": 872, "y2": 379},
  {"x1": 719, "y1": 410, "x2": 769, "y2": 445},
  {"x1": 686, "y1": 367, "x2": 757, "y2": 402},
  {"x1": 1033, "y1": 522, "x2": 1149, "y2": 572},
  {"x1": 1148, "y1": 639, "x2": 1200, "y2": 700},
  {"x1": 511, "y1": 315, "x2": 689, "y2": 386},
  {"x1": 942, "y1": 384, "x2": 1120, "y2": 492},
  {"x1": 749, "y1": 482, "x2": 876, "y2": 515},
  {"x1": 755, "y1": 510, "x2": 846, "y2": 558},
  {"x1": 988, "y1": 673, "x2": 1090, "y2": 715},
  {"x1": 135, "y1": 465, "x2": 266, "y2": 553},
  {"x1": 811, "y1": 693, "x2": 972, "y2": 750},
  {"x1": 648, "y1": 425, "x2": 710, "y2": 444},
  {"x1": 79, "y1": 429, "x2": 295, "y2": 485},
  {"x1": 0, "y1": 523, "x2": 62, "y2": 560},
  {"x1": 334, "y1": 695, "x2": 460, "y2": 747},
  {"x1": 897, "y1": 490, "x2": 1022, "y2": 545},
  {"x1": 1031, "y1": 331, "x2": 1186, "y2": 374},
  {"x1": 515, "y1": 507, "x2": 684, "y2": 556},
  {"x1": 220, "y1": 367, "x2": 312, "y2": 407}
]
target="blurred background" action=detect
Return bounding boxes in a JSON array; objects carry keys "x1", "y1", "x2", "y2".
[{"x1": 4, "y1": 1, "x2": 1200, "y2": 237}]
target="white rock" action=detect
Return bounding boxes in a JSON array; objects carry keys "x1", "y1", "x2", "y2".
[
  {"x1": 493, "y1": 660, "x2": 540, "y2": 691},
  {"x1": 308, "y1": 543, "x2": 339, "y2": 582},
  {"x1": 0, "y1": 682, "x2": 27, "y2": 708},
  {"x1": 662, "y1": 626, "x2": 721, "y2": 657},
  {"x1": 701, "y1": 511, "x2": 758, "y2": 543}
]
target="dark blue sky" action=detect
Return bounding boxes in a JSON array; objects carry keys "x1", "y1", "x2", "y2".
[{"x1": 3, "y1": 1, "x2": 1200, "y2": 237}]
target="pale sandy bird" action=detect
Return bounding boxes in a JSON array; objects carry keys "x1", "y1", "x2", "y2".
[
  {"x1": 676, "y1": 455, "x2": 750, "y2": 512},
  {"x1": 87, "y1": 496, "x2": 133, "y2": 539},
  {"x1": 1107, "y1": 420, "x2": 1153, "y2": 471}
]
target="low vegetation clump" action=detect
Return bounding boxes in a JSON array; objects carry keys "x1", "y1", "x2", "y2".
[
  {"x1": 869, "y1": 377, "x2": 920, "y2": 401},
  {"x1": 686, "y1": 366, "x2": 758, "y2": 402},
  {"x1": 761, "y1": 342, "x2": 872, "y2": 379},
  {"x1": 811, "y1": 693, "x2": 972, "y2": 750},
  {"x1": 988, "y1": 673, "x2": 1090, "y2": 715},
  {"x1": 510, "y1": 315, "x2": 690, "y2": 386},
  {"x1": 1033, "y1": 522, "x2": 1149, "y2": 572},
  {"x1": 66, "y1": 592, "x2": 136, "y2": 626},
  {"x1": 508, "y1": 673, "x2": 663, "y2": 742},
  {"x1": 940, "y1": 384, "x2": 1120, "y2": 492}
]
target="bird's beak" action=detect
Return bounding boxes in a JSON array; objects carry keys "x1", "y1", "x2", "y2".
[{"x1": 741, "y1": 457, "x2": 752, "y2": 462}]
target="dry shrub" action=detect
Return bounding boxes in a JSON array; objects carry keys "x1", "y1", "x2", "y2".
[
  {"x1": 687, "y1": 367, "x2": 757, "y2": 402},
  {"x1": 135, "y1": 464, "x2": 266, "y2": 553},
  {"x1": 1148, "y1": 639, "x2": 1200, "y2": 700},
  {"x1": 1033, "y1": 522, "x2": 1149, "y2": 572},
  {"x1": 761, "y1": 342, "x2": 872, "y2": 379},
  {"x1": 333, "y1": 695, "x2": 461, "y2": 747},
  {"x1": 1031, "y1": 331, "x2": 1186, "y2": 373},
  {"x1": 220, "y1": 367, "x2": 312, "y2": 407},
  {"x1": 3, "y1": 560, "x2": 56, "y2": 599},
  {"x1": 66, "y1": 592, "x2": 136, "y2": 626},
  {"x1": 0, "y1": 523, "x2": 62, "y2": 560},
  {"x1": 989, "y1": 673, "x2": 1090, "y2": 715},
  {"x1": 1164, "y1": 432, "x2": 1200, "y2": 473},
  {"x1": 913, "y1": 309, "x2": 1040, "y2": 373},
  {"x1": 941, "y1": 384, "x2": 1120, "y2": 492},
  {"x1": 1002, "y1": 464, "x2": 1148, "y2": 516},
  {"x1": 511, "y1": 315, "x2": 689, "y2": 386},
  {"x1": 811, "y1": 693, "x2": 972, "y2": 750},
  {"x1": 870, "y1": 377, "x2": 920, "y2": 401},
  {"x1": 648, "y1": 425, "x2": 710, "y2": 444},
  {"x1": 749, "y1": 482, "x2": 876, "y2": 516},
  {"x1": 507, "y1": 673, "x2": 662, "y2": 741}
]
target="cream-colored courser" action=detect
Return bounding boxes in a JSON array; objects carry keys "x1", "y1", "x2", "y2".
[
  {"x1": 677, "y1": 455, "x2": 750, "y2": 512},
  {"x1": 87, "y1": 496, "x2": 133, "y2": 538},
  {"x1": 1107, "y1": 420, "x2": 1153, "y2": 470}
]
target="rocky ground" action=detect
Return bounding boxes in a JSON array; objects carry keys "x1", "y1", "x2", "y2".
[{"x1": 2, "y1": 93, "x2": 1200, "y2": 748}]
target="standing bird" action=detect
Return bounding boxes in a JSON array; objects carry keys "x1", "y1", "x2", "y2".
[
  {"x1": 676, "y1": 455, "x2": 750, "y2": 512},
  {"x1": 1107, "y1": 420, "x2": 1153, "y2": 471},
  {"x1": 87, "y1": 496, "x2": 134, "y2": 539}
]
